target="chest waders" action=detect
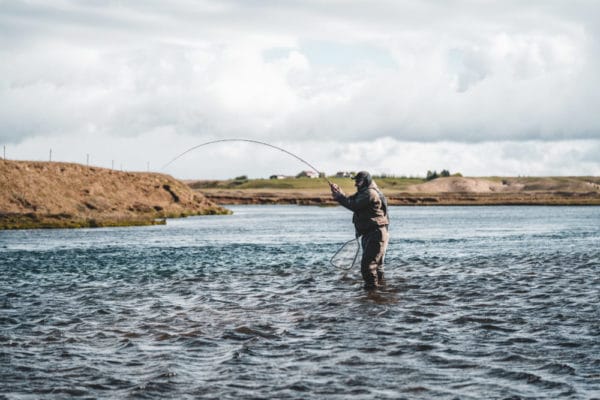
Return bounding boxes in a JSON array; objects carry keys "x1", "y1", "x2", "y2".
[{"x1": 358, "y1": 187, "x2": 389, "y2": 289}]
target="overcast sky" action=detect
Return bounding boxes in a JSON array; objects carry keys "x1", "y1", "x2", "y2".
[{"x1": 2, "y1": 0, "x2": 599, "y2": 179}]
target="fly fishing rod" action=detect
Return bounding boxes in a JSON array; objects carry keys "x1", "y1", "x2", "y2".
[
  {"x1": 161, "y1": 138, "x2": 333, "y2": 185},
  {"x1": 162, "y1": 138, "x2": 360, "y2": 270}
]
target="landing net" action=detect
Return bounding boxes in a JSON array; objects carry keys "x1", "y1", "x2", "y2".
[{"x1": 330, "y1": 238, "x2": 361, "y2": 270}]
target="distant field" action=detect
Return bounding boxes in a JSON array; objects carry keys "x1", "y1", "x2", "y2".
[
  {"x1": 187, "y1": 175, "x2": 600, "y2": 206},
  {"x1": 188, "y1": 176, "x2": 600, "y2": 191},
  {"x1": 188, "y1": 176, "x2": 424, "y2": 192}
]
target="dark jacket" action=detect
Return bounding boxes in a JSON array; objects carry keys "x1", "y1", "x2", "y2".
[{"x1": 334, "y1": 181, "x2": 389, "y2": 235}]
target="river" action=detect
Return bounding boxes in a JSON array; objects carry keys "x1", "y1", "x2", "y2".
[{"x1": 1, "y1": 205, "x2": 599, "y2": 399}]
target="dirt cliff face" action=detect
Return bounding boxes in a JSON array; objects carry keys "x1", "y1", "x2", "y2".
[{"x1": 0, "y1": 160, "x2": 230, "y2": 229}]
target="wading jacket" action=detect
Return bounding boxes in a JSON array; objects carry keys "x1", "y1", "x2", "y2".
[{"x1": 334, "y1": 182, "x2": 389, "y2": 236}]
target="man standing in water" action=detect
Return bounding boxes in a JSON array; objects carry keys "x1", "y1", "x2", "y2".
[{"x1": 330, "y1": 171, "x2": 389, "y2": 289}]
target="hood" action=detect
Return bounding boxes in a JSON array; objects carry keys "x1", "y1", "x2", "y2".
[{"x1": 353, "y1": 171, "x2": 372, "y2": 190}]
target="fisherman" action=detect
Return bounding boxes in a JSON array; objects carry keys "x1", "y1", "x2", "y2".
[{"x1": 330, "y1": 171, "x2": 389, "y2": 289}]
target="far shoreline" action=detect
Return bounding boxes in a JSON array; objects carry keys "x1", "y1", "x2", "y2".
[
  {"x1": 194, "y1": 189, "x2": 600, "y2": 208},
  {"x1": 190, "y1": 175, "x2": 600, "y2": 207}
]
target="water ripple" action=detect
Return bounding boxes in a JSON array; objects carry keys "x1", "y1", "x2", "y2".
[{"x1": 2, "y1": 205, "x2": 600, "y2": 399}]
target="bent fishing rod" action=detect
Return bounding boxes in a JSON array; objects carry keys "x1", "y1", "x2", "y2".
[
  {"x1": 161, "y1": 138, "x2": 333, "y2": 186},
  {"x1": 163, "y1": 138, "x2": 361, "y2": 272}
]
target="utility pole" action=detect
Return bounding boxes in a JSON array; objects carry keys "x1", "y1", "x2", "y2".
[
  {"x1": 147, "y1": 161, "x2": 150, "y2": 172},
  {"x1": 86, "y1": 154, "x2": 89, "y2": 166},
  {"x1": 3, "y1": 145, "x2": 5, "y2": 160},
  {"x1": 49, "y1": 149, "x2": 52, "y2": 162},
  {"x1": 111, "y1": 160, "x2": 114, "y2": 170}
]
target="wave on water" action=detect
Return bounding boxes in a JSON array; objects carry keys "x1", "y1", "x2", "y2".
[{"x1": 1, "y1": 205, "x2": 600, "y2": 399}]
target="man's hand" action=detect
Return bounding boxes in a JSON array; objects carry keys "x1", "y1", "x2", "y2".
[{"x1": 329, "y1": 182, "x2": 343, "y2": 198}]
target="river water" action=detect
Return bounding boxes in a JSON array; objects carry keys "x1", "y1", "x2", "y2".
[{"x1": 1, "y1": 205, "x2": 599, "y2": 399}]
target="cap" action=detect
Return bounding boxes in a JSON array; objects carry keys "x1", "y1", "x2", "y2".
[{"x1": 352, "y1": 171, "x2": 370, "y2": 181}]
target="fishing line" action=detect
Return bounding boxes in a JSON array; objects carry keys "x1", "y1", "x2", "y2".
[
  {"x1": 161, "y1": 138, "x2": 332, "y2": 185},
  {"x1": 162, "y1": 138, "x2": 363, "y2": 270}
]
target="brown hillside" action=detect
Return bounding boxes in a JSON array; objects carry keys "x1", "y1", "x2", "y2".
[
  {"x1": 0, "y1": 160, "x2": 229, "y2": 229},
  {"x1": 407, "y1": 176, "x2": 600, "y2": 194},
  {"x1": 407, "y1": 177, "x2": 506, "y2": 193}
]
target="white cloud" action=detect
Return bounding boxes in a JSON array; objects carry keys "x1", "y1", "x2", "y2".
[
  {"x1": 1, "y1": 1, "x2": 600, "y2": 176},
  {"x1": 6, "y1": 133, "x2": 599, "y2": 179}
]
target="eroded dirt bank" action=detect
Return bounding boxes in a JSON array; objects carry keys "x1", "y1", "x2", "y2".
[{"x1": 1, "y1": 160, "x2": 229, "y2": 229}]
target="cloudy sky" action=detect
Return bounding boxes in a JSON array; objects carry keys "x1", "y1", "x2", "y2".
[{"x1": 2, "y1": 0, "x2": 599, "y2": 179}]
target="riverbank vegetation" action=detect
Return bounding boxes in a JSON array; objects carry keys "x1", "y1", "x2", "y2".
[{"x1": 189, "y1": 175, "x2": 600, "y2": 206}]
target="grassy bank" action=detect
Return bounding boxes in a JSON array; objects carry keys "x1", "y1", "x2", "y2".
[
  {"x1": 189, "y1": 176, "x2": 600, "y2": 206},
  {"x1": 189, "y1": 176, "x2": 423, "y2": 191},
  {"x1": 1, "y1": 159, "x2": 231, "y2": 230}
]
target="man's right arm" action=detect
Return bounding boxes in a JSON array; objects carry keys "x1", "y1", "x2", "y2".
[{"x1": 332, "y1": 189, "x2": 370, "y2": 212}]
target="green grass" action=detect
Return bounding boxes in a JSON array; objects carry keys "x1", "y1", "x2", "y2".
[
  {"x1": 373, "y1": 177, "x2": 425, "y2": 190},
  {"x1": 191, "y1": 176, "x2": 424, "y2": 190}
]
